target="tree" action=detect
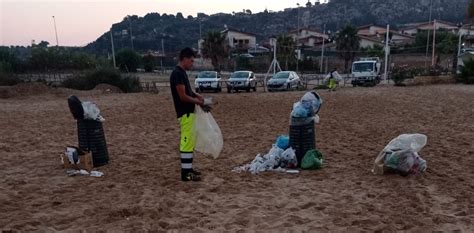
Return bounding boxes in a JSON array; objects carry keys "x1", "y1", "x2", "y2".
[
  {"x1": 335, "y1": 25, "x2": 360, "y2": 72},
  {"x1": 0, "y1": 47, "x2": 19, "y2": 73},
  {"x1": 365, "y1": 44, "x2": 384, "y2": 58},
  {"x1": 201, "y1": 31, "x2": 229, "y2": 71},
  {"x1": 468, "y1": 0, "x2": 474, "y2": 24},
  {"x1": 142, "y1": 54, "x2": 156, "y2": 72},
  {"x1": 245, "y1": 9, "x2": 252, "y2": 15},
  {"x1": 277, "y1": 34, "x2": 296, "y2": 70},
  {"x1": 115, "y1": 48, "x2": 142, "y2": 72}
]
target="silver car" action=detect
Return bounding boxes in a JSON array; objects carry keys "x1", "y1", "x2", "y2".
[
  {"x1": 227, "y1": 71, "x2": 257, "y2": 93},
  {"x1": 194, "y1": 71, "x2": 222, "y2": 93},
  {"x1": 267, "y1": 71, "x2": 302, "y2": 91}
]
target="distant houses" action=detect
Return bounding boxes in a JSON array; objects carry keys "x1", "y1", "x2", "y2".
[
  {"x1": 400, "y1": 20, "x2": 459, "y2": 36},
  {"x1": 357, "y1": 25, "x2": 414, "y2": 48}
]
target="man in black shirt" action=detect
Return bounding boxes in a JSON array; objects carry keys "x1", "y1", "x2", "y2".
[{"x1": 170, "y1": 47, "x2": 204, "y2": 181}]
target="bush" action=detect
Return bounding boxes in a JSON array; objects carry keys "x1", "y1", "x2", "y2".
[
  {"x1": 391, "y1": 66, "x2": 415, "y2": 86},
  {"x1": 62, "y1": 68, "x2": 141, "y2": 93},
  {"x1": 458, "y1": 59, "x2": 474, "y2": 84},
  {"x1": 0, "y1": 72, "x2": 21, "y2": 86}
]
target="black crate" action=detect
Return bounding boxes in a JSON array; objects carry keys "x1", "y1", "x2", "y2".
[
  {"x1": 77, "y1": 119, "x2": 109, "y2": 167},
  {"x1": 289, "y1": 120, "x2": 315, "y2": 167}
]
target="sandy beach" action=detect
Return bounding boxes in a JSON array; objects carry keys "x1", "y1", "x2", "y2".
[{"x1": 0, "y1": 83, "x2": 473, "y2": 231}]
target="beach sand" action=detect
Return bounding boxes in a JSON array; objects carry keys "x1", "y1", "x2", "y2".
[{"x1": 0, "y1": 84, "x2": 473, "y2": 231}]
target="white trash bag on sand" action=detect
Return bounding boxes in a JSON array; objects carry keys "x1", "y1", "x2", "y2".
[
  {"x1": 194, "y1": 106, "x2": 223, "y2": 159},
  {"x1": 373, "y1": 134, "x2": 428, "y2": 176}
]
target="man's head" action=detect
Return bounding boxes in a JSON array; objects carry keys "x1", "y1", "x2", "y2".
[{"x1": 179, "y1": 47, "x2": 196, "y2": 70}]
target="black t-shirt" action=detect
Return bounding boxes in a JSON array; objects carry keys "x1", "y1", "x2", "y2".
[{"x1": 170, "y1": 66, "x2": 196, "y2": 118}]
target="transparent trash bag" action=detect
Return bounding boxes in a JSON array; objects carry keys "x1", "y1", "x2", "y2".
[
  {"x1": 373, "y1": 134, "x2": 428, "y2": 175},
  {"x1": 82, "y1": 101, "x2": 103, "y2": 121},
  {"x1": 194, "y1": 106, "x2": 223, "y2": 159}
]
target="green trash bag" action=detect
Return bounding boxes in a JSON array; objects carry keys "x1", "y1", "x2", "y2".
[{"x1": 301, "y1": 149, "x2": 323, "y2": 170}]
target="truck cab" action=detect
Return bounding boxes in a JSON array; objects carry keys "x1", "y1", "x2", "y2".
[{"x1": 351, "y1": 57, "x2": 382, "y2": 87}]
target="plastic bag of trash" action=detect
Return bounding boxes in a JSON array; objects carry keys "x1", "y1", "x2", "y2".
[
  {"x1": 301, "y1": 149, "x2": 323, "y2": 170},
  {"x1": 82, "y1": 102, "x2": 104, "y2": 121},
  {"x1": 291, "y1": 102, "x2": 309, "y2": 118},
  {"x1": 276, "y1": 135, "x2": 290, "y2": 150},
  {"x1": 373, "y1": 134, "x2": 428, "y2": 175},
  {"x1": 194, "y1": 106, "x2": 224, "y2": 159},
  {"x1": 280, "y1": 147, "x2": 298, "y2": 168},
  {"x1": 301, "y1": 91, "x2": 322, "y2": 115}
]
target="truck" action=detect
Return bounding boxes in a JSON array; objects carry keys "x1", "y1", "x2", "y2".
[{"x1": 351, "y1": 57, "x2": 382, "y2": 87}]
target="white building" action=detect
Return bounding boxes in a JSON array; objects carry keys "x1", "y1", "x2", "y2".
[{"x1": 222, "y1": 28, "x2": 256, "y2": 51}]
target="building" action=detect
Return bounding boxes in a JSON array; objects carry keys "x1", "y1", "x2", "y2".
[
  {"x1": 222, "y1": 28, "x2": 257, "y2": 51},
  {"x1": 400, "y1": 20, "x2": 459, "y2": 36},
  {"x1": 288, "y1": 28, "x2": 329, "y2": 47},
  {"x1": 357, "y1": 25, "x2": 414, "y2": 48}
]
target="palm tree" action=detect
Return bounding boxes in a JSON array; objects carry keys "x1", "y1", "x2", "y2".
[
  {"x1": 201, "y1": 31, "x2": 229, "y2": 71},
  {"x1": 335, "y1": 25, "x2": 360, "y2": 73},
  {"x1": 277, "y1": 34, "x2": 296, "y2": 70},
  {"x1": 469, "y1": 0, "x2": 474, "y2": 23}
]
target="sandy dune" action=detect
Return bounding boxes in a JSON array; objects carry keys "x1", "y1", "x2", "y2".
[{"x1": 0, "y1": 84, "x2": 473, "y2": 231}]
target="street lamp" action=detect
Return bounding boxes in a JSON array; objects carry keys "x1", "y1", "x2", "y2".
[{"x1": 52, "y1": 16, "x2": 59, "y2": 46}]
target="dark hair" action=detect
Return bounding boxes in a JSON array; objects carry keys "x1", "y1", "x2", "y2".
[{"x1": 179, "y1": 47, "x2": 196, "y2": 61}]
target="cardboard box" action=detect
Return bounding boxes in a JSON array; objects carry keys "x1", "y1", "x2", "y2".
[{"x1": 61, "y1": 150, "x2": 93, "y2": 172}]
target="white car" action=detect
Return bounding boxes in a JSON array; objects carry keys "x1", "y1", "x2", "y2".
[
  {"x1": 194, "y1": 71, "x2": 222, "y2": 93},
  {"x1": 267, "y1": 71, "x2": 302, "y2": 91}
]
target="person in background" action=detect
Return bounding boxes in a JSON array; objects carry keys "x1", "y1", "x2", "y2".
[
  {"x1": 169, "y1": 47, "x2": 204, "y2": 182},
  {"x1": 324, "y1": 68, "x2": 342, "y2": 91}
]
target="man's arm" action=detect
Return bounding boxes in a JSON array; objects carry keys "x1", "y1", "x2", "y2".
[{"x1": 176, "y1": 84, "x2": 203, "y2": 105}]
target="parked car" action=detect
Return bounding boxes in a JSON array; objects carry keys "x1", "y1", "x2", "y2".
[
  {"x1": 227, "y1": 71, "x2": 257, "y2": 93},
  {"x1": 194, "y1": 71, "x2": 222, "y2": 93},
  {"x1": 267, "y1": 71, "x2": 302, "y2": 91}
]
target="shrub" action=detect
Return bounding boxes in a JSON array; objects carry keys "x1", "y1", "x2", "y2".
[
  {"x1": 458, "y1": 58, "x2": 474, "y2": 84},
  {"x1": 391, "y1": 66, "x2": 415, "y2": 86},
  {"x1": 62, "y1": 68, "x2": 141, "y2": 93},
  {"x1": 0, "y1": 72, "x2": 21, "y2": 86}
]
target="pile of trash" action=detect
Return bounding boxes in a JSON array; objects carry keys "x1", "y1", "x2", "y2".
[
  {"x1": 290, "y1": 91, "x2": 322, "y2": 125},
  {"x1": 373, "y1": 134, "x2": 428, "y2": 176},
  {"x1": 233, "y1": 136, "x2": 299, "y2": 174},
  {"x1": 68, "y1": 95, "x2": 105, "y2": 122}
]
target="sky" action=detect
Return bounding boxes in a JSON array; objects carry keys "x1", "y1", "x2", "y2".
[{"x1": 0, "y1": 0, "x2": 329, "y2": 47}]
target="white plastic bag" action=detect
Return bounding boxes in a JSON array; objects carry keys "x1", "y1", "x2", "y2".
[
  {"x1": 194, "y1": 106, "x2": 223, "y2": 159},
  {"x1": 373, "y1": 134, "x2": 428, "y2": 175},
  {"x1": 82, "y1": 102, "x2": 103, "y2": 121}
]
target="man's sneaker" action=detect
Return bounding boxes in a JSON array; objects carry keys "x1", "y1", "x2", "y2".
[
  {"x1": 191, "y1": 169, "x2": 201, "y2": 176},
  {"x1": 181, "y1": 172, "x2": 202, "y2": 182}
]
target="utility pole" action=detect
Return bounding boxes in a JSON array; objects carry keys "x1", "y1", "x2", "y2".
[
  {"x1": 110, "y1": 28, "x2": 116, "y2": 68},
  {"x1": 52, "y1": 16, "x2": 59, "y2": 46},
  {"x1": 425, "y1": 0, "x2": 433, "y2": 68},
  {"x1": 128, "y1": 16, "x2": 134, "y2": 50},
  {"x1": 296, "y1": 3, "x2": 301, "y2": 72},
  {"x1": 457, "y1": 26, "x2": 463, "y2": 57},
  {"x1": 432, "y1": 20, "x2": 437, "y2": 67},
  {"x1": 199, "y1": 20, "x2": 202, "y2": 40},
  {"x1": 384, "y1": 24, "x2": 390, "y2": 80},
  {"x1": 161, "y1": 39, "x2": 165, "y2": 71},
  {"x1": 320, "y1": 23, "x2": 326, "y2": 73}
]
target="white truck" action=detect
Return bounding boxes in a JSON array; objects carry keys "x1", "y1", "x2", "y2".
[{"x1": 351, "y1": 57, "x2": 382, "y2": 87}]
